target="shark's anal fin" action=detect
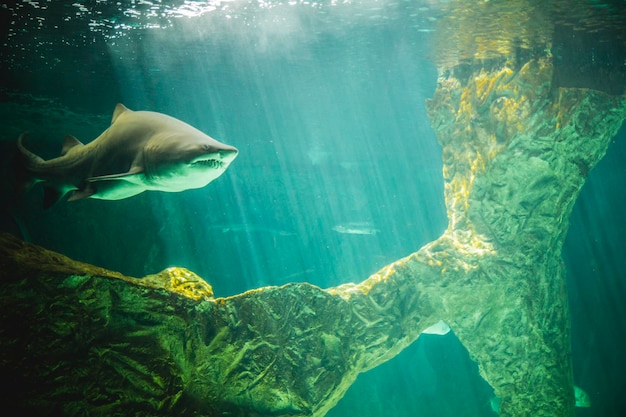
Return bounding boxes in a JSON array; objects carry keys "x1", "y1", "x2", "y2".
[
  {"x1": 61, "y1": 135, "x2": 85, "y2": 156},
  {"x1": 68, "y1": 186, "x2": 95, "y2": 202}
]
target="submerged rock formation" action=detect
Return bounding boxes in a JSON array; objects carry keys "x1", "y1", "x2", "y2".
[
  {"x1": 1, "y1": 58, "x2": 625, "y2": 417},
  {"x1": 420, "y1": 59, "x2": 625, "y2": 416}
]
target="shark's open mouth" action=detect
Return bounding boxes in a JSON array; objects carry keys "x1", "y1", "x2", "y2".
[{"x1": 192, "y1": 159, "x2": 224, "y2": 169}]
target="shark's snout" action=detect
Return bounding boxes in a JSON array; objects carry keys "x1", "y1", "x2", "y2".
[{"x1": 220, "y1": 147, "x2": 238, "y2": 161}]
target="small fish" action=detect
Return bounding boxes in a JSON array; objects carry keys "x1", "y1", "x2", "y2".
[
  {"x1": 15, "y1": 103, "x2": 238, "y2": 208},
  {"x1": 574, "y1": 385, "x2": 591, "y2": 407},
  {"x1": 490, "y1": 396, "x2": 501, "y2": 414},
  {"x1": 421, "y1": 320, "x2": 451, "y2": 336},
  {"x1": 332, "y1": 222, "x2": 380, "y2": 235},
  {"x1": 208, "y1": 224, "x2": 296, "y2": 237}
]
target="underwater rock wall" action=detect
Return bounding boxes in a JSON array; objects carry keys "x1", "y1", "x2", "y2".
[{"x1": 1, "y1": 58, "x2": 625, "y2": 417}]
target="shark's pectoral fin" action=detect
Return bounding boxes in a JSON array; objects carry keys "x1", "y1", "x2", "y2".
[
  {"x1": 82, "y1": 167, "x2": 148, "y2": 200},
  {"x1": 88, "y1": 167, "x2": 144, "y2": 184}
]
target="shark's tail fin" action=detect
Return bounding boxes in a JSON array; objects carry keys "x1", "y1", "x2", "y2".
[
  {"x1": 14, "y1": 132, "x2": 69, "y2": 209},
  {"x1": 13, "y1": 132, "x2": 40, "y2": 198},
  {"x1": 14, "y1": 132, "x2": 64, "y2": 209}
]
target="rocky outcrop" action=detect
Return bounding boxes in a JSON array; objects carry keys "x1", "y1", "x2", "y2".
[{"x1": 422, "y1": 58, "x2": 625, "y2": 416}]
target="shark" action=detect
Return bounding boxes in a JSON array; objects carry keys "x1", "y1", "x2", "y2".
[{"x1": 15, "y1": 103, "x2": 238, "y2": 208}]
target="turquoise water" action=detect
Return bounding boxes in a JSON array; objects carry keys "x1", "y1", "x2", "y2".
[{"x1": 1, "y1": 1, "x2": 625, "y2": 416}]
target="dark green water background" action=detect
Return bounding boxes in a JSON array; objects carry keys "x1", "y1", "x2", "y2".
[{"x1": 1, "y1": 1, "x2": 624, "y2": 416}]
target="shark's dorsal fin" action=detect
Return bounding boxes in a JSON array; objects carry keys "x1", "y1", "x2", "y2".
[
  {"x1": 61, "y1": 135, "x2": 84, "y2": 156},
  {"x1": 111, "y1": 103, "x2": 131, "y2": 125}
]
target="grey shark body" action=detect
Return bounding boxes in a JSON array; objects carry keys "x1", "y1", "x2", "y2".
[{"x1": 16, "y1": 104, "x2": 238, "y2": 208}]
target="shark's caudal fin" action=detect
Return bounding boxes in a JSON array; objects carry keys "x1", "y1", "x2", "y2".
[
  {"x1": 13, "y1": 132, "x2": 39, "y2": 199},
  {"x1": 14, "y1": 132, "x2": 69, "y2": 210}
]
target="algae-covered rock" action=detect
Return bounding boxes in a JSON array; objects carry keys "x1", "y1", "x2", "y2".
[{"x1": 0, "y1": 231, "x2": 440, "y2": 416}]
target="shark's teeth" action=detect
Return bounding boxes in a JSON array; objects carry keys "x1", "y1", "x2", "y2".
[{"x1": 193, "y1": 159, "x2": 223, "y2": 168}]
